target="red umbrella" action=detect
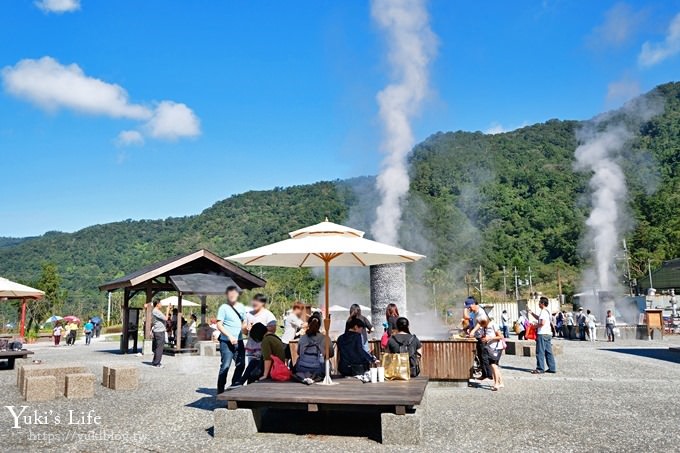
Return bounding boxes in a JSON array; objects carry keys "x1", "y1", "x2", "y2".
[{"x1": 63, "y1": 316, "x2": 81, "y2": 324}]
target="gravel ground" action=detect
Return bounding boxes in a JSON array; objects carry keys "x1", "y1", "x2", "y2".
[{"x1": 2, "y1": 335, "x2": 680, "y2": 452}]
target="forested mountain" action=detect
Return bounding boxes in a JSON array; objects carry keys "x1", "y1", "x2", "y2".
[{"x1": 1, "y1": 82, "x2": 679, "y2": 319}]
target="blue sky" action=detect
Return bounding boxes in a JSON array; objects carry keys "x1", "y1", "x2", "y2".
[{"x1": 1, "y1": 0, "x2": 679, "y2": 237}]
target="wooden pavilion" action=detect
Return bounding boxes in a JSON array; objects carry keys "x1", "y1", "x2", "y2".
[{"x1": 99, "y1": 249, "x2": 265, "y2": 353}]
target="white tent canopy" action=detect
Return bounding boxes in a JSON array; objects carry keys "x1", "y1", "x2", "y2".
[
  {"x1": 159, "y1": 296, "x2": 199, "y2": 307},
  {"x1": 329, "y1": 305, "x2": 349, "y2": 312},
  {"x1": 0, "y1": 277, "x2": 44, "y2": 299}
]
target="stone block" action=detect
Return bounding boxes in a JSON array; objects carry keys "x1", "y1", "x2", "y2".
[
  {"x1": 214, "y1": 408, "x2": 258, "y2": 438},
  {"x1": 522, "y1": 345, "x2": 536, "y2": 357},
  {"x1": 65, "y1": 373, "x2": 95, "y2": 399},
  {"x1": 142, "y1": 340, "x2": 153, "y2": 355},
  {"x1": 24, "y1": 375, "x2": 56, "y2": 402},
  {"x1": 20, "y1": 364, "x2": 86, "y2": 396},
  {"x1": 102, "y1": 366, "x2": 111, "y2": 388},
  {"x1": 552, "y1": 343, "x2": 564, "y2": 355},
  {"x1": 381, "y1": 412, "x2": 422, "y2": 445},
  {"x1": 506, "y1": 340, "x2": 535, "y2": 356},
  {"x1": 198, "y1": 341, "x2": 218, "y2": 357},
  {"x1": 109, "y1": 366, "x2": 138, "y2": 390}
]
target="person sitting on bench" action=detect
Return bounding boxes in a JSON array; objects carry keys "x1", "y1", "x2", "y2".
[{"x1": 337, "y1": 318, "x2": 377, "y2": 376}]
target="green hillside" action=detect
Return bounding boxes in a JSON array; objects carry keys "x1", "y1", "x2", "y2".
[{"x1": 1, "y1": 82, "x2": 680, "y2": 323}]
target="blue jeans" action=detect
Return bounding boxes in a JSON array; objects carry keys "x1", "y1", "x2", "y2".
[
  {"x1": 535, "y1": 334, "x2": 556, "y2": 372},
  {"x1": 579, "y1": 325, "x2": 586, "y2": 340},
  {"x1": 217, "y1": 340, "x2": 245, "y2": 394},
  {"x1": 501, "y1": 326, "x2": 509, "y2": 338}
]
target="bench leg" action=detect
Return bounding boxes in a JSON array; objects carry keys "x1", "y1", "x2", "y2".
[
  {"x1": 7, "y1": 358, "x2": 15, "y2": 370},
  {"x1": 381, "y1": 411, "x2": 422, "y2": 445}
]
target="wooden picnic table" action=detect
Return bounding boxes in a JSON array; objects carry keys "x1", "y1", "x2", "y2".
[
  {"x1": 217, "y1": 376, "x2": 428, "y2": 415},
  {"x1": 0, "y1": 350, "x2": 34, "y2": 370}
]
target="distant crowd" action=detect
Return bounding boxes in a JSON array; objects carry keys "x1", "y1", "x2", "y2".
[{"x1": 51, "y1": 318, "x2": 100, "y2": 346}]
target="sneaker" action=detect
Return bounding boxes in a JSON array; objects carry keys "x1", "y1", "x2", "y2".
[
  {"x1": 154, "y1": 364, "x2": 164, "y2": 369},
  {"x1": 227, "y1": 383, "x2": 242, "y2": 390},
  {"x1": 303, "y1": 377, "x2": 314, "y2": 385}
]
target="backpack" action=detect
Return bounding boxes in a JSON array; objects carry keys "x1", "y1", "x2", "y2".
[
  {"x1": 393, "y1": 335, "x2": 421, "y2": 377},
  {"x1": 297, "y1": 340, "x2": 322, "y2": 370},
  {"x1": 270, "y1": 356, "x2": 292, "y2": 381}
]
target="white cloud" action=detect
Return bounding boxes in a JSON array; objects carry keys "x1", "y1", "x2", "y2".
[
  {"x1": 116, "y1": 130, "x2": 144, "y2": 147},
  {"x1": 588, "y1": 3, "x2": 644, "y2": 50},
  {"x1": 606, "y1": 78, "x2": 640, "y2": 106},
  {"x1": 1, "y1": 57, "x2": 151, "y2": 119},
  {"x1": 638, "y1": 13, "x2": 680, "y2": 67},
  {"x1": 1, "y1": 56, "x2": 201, "y2": 144},
  {"x1": 145, "y1": 101, "x2": 201, "y2": 140},
  {"x1": 484, "y1": 121, "x2": 528, "y2": 135},
  {"x1": 35, "y1": 0, "x2": 81, "y2": 14},
  {"x1": 485, "y1": 123, "x2": 507, "y2": 135}
]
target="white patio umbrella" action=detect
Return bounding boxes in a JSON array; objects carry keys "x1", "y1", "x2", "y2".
[
  {"x1": 159, "y1": 296, "x2": 200, "y2": 307},
  {"x1": 0, "y1": 277, "x2": 44, "y2": 337},
  {"x1": 329, "y1": 305, "x2": 350, "y2": 312},
  {"x1": 226, "y1": 220, "x2": 425, "y2": 384}
]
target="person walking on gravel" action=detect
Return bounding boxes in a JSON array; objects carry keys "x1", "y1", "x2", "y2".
[{"x1": 529, "y1": 297, "x2": 556, "y2": 374}]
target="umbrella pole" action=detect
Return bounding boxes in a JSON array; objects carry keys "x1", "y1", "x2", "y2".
[
  {"x1": 322, "y1": 258, "x2": 333, "y2": 385},
  {"x1": 20, "y1": 299, "x2": 26, "y2": 338}
]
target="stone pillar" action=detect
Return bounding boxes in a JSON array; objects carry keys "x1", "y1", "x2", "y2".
[{"x1": 370, "y1": 263, "x2": 407, "y2": 335}]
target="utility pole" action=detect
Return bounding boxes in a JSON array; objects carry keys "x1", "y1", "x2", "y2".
[
  {"x1": 479, "y1": 265, "x2": 484, "y2": 304},
  {"x1": 622, "y1": 239, "x2": 634, "y2": 296},
  {"x1": 528, "y1": 266, "x2": 534, "y2": 296},
  {"x1": 557, "y1": 268, "x2": 563, "y2": 304},
  {"x1": 648, "y1": 259, "x2": 654, "y2": 290},
  {"x1": 502, "y1": 266, "x2": 508, "y2": 303},
  {"x1": 514, "y1": 266, "x2": 519, "y2": 301}
]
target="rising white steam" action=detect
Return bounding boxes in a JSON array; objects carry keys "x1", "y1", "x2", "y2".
[
  {"x1": 574, "y1": 124, "x2": 631, "y2": 291},
  {"x1": 370, "y1": 0, "x2": 437, "y2": 245},
  {"x1": 574, "y1": 96, "x2": 663, "y2": 293}
]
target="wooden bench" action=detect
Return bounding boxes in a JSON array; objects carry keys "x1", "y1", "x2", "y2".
[
  {"x1": 0, "y1": 350, "x2": 34, "y2": 370},
  {"x1": 216, "y1": 377, "x2": 428, "y2": 445}
]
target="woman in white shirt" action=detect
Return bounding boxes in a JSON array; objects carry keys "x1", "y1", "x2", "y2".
[{"x1": 478, "y1": 318, "x2": 504, "y2": 391}]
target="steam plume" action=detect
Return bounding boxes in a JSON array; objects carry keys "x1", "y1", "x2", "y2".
[
  {"x1": 370, "y1": 0, "x2": 437, "y2": 245},
  {"x1": 574, "y1": 96, "x2": 662, "y2": 293},
  {"x1": 574, "y1": 124, "x2": 631, "y2": 291}
]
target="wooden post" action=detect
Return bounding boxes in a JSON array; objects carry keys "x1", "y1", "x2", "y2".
[
  {"x1": 176, "y1": 292, "x2": 183, "y2": 351},
  {"x1": 144, "y1": 286, "x2": 152, "y2": 340},
  {"x1": 121, "y1": 288, "x2": 130, "y2": 354},
  {"x1": 200, "y1": 295, "x2": 207, "y2": 325}
]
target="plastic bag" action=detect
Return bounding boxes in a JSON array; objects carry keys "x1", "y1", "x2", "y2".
[
  {"x1": 525, "y1": 323, "x2": 537, "y2": 340},
  {"x1": 383, "y1": 353, "x2": 410, "y2": 381}
]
